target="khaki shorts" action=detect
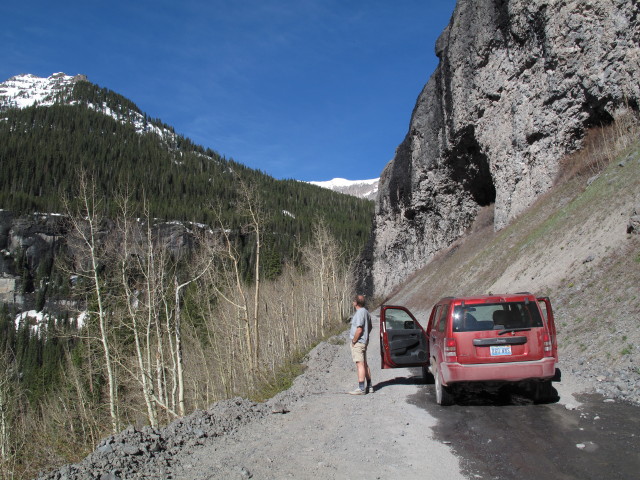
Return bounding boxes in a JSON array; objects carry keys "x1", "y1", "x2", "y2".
[{"x1": 351, "y1": 342, "x2": 368, "y2": 363}]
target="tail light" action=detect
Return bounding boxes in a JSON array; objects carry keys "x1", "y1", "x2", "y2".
[
  {"x1": 543, "y1": 332, "x2": 553, "y2": 356},
  {"x1": 445, "y1": 338, "x2": 457, "y2": 360}
]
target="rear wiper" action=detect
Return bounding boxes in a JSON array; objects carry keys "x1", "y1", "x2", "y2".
[{"x1": 498, "y1": 327, "x2": 531, "y2": 335}]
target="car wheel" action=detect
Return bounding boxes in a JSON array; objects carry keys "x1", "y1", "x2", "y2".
[
  {"x1": 422, "y1": 365, "x2": 435, "y2": 384},
  {"x1": 532, "y1": 380, "x2": 553, "y2": 403},
  {"x1": 433, "y1": 363, "x2": 454, "y2": 406}
]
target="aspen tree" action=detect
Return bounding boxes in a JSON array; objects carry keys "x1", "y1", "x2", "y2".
[
  {"x1": 65, "y1": 172, "x2": 119, "y2": 433},
  {"x1": 208, "y1": 207, "x2": 254, "y2": 371},
  {"x1": 0, "y1": 353, "x2": 12, "y2": 465},
  {"x1": 0, "y1": 352, "x2": 25, "y2": 480},
  {"x1": 115, "y1": 196, "x2": 158, "y2": 427},
  {"x1": 237, "y1": 180, "x2": 267, "y2": 366},
  {"x1": 172, "y1": 237, "x2": 214, "y2": 416}
]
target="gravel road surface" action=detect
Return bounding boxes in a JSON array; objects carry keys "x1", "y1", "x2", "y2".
[
  {"x1": 171, "y1": 313, "x2": 465, "y2": 479},
  {"x1": 40, "y1": 311, "x2": 639, "y2": 480}
]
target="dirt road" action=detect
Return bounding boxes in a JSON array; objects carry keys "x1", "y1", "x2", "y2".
[{"x1": 171, "y1": 314, "x2": 465, "y2": 479}]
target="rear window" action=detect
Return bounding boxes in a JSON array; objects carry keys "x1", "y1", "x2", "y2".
[{"x1": 452, "y1": 302, "x2": 544, "y2": 332}]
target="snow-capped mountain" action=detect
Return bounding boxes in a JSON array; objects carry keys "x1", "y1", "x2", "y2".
[
  {"x1": 0, "y1": 72, "x2": 86, "y2": 109},
  {"x1": 0, "y1": 73, "x2": 173, "y2": 139},
  {"x1": 2, "y1": 73, "x2": 379, "y2": 202},
  {"x1": 308, "y1": 178, "x2": 378, "y2": 201}
]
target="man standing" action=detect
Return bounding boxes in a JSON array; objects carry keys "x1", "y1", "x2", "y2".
[{"x1": 349, "y1": 294, "x2": 372, "y2": 395}]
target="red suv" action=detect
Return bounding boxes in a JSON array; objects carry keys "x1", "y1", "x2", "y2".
[{"x1": 380, "y1": 293, "x2": 559, "y2": 405}]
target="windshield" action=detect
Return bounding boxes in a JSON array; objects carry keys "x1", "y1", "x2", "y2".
[{"x1": 453, "y1": 302, "x2": 543, "y2": 332}]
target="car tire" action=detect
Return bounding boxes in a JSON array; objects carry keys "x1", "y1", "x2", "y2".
[
  {"x1": 433, "y1": 363, "x2": 454, "y2": 406},
  {"x1": 422, "y1": 365, "x2": 435, "y2": 384},
  {"x1": 532, "y1": 380, "x2": 553, "y2": 403}
]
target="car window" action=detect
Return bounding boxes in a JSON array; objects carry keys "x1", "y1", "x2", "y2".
[
  {"x1": 505, "y1": 302, "x2": 544, "y2": 328},
  {"x1": 438, "y1": 305, "x2": 448, "y2": 332},
  {"x1": 385, "y1": 309, "x2": 416, "y2": 330},
  {"x1": 430, "y1": 305, "x2": 441, "y2": 331},
  {"x1": 453, "y1": 302, "x2": 544, "y2": 332}
]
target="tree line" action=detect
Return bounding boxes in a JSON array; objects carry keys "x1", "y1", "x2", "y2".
[
  {"x1": 0, "y1": 95, "x2": 373, "y2": 269},
  {"x1": 0, "y1": 176, "x2": 358, "y2": 478}
]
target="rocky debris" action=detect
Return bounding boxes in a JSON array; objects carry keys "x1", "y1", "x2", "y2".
[
  {"x1": 37, "y1": 337, "x2": 348, "y2": 479},
  {"x1": 566, "y1": 363, "x2": 640, "y2": 406},
  {"x1": 554, "y1": 272, "x2": 640, "y2": 407},
  {"x1": 36, "y1": 398, "x2": 270, "y2": 480},
  {"x1": 360, "y1": 0, "x2": 640, "y2": 297},
  {"x1": 270, "y1": 403, "x2": 290, "y2": 414},
  {"x1": 35, "y1": 325, "x2": 639, "y2": 479},
  {"x1": 582, "y1": 254, "x2": 595, "y2": 264}
]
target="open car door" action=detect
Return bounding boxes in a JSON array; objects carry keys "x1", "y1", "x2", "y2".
[
  {"x1": 538, "y1": 297, "x2": 558, "y2": 361},
  {"x1": 380, "y1": 305, "x2": 429, "y2": 369}
]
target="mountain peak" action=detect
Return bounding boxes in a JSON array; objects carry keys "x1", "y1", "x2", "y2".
[
  {"x1": 0, "y1": 72, "x2": 176, "y2": 140},
  {"x1": 0, "y1": 72, "x2": 87, "y2": 110},
  {"x1": 308, "y1": 177, "x2": 378, "y2": 200}
]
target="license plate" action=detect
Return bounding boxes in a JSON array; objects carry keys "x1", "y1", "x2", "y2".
[{"x1": 490, "y1": 345, "x2": 512, "y2": 356}]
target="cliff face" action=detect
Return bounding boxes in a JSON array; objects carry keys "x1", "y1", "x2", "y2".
[
  {"x1": 0, "y1": 212, "x2": 200, "y2": 307},
  {"x1": 362, "y1": 0, "x2": 640, "y2": 296}
]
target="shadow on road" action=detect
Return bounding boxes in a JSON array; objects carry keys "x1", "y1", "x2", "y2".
[
  {"x1": 383, "y1": 368, "x2": 560, "y2": 407},
  {"x1": 373, "y1": 375, "x2": 424, "y2": 392},
  {"x1": 451, "y1": 385, "x2": 560, "y2": 407}
]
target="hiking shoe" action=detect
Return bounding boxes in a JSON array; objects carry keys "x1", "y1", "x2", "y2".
[
  {"x1": 367, "y1": 386, "x2": 374, "y2": 394},
  {"x1": 348, "y1": 388, "x2": 366, "y2": 395}
]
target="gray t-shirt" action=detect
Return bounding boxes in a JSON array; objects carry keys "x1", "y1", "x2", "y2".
[{"x1": 350, "y1": 307, "x2": 372, "y2": 344}]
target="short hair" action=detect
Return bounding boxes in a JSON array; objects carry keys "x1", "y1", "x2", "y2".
[{"x1": 353, "y1": 294, "x2": 365, "y2": 307}]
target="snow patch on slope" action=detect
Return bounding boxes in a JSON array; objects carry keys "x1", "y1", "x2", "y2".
[
  {"x1": 15, "y1": 309, "x2": 86, "y2": 335},
  {"x1": 308, "y1": 178, "x2": 379, "y2": 200},
  {"x1": 0, "y1": 73, "x2": 174, "y2": 141},
  {"x1": 0, "y1": 72, "x2": 81, "y2": 109}
]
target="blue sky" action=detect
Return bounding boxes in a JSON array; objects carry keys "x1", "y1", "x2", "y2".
[{"x1": 2, "y1": 0, "x2": 457, "y2": 182}]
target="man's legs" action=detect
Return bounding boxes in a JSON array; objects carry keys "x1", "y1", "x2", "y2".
[
  {"x1": 356, "y1": 360, "x2": 366, "y2": 383},
  {"x1": 350, "y1": 343, "x2": 368, "y2": 394},
  {"x1": 357, "y1": 347, "x2": 373, "y2": 393}
]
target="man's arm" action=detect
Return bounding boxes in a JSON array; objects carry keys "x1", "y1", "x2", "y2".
[{"x1": 352, "y1": 326, "x2": 363, "y2": 344}]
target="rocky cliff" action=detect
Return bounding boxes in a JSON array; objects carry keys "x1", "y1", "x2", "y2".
[
  {"x1": 361, "y1": 0, "x2": 640, "y2": 296},
  {"x1": 0, "y1": 211, "x2": 202, "y2": 309}
]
